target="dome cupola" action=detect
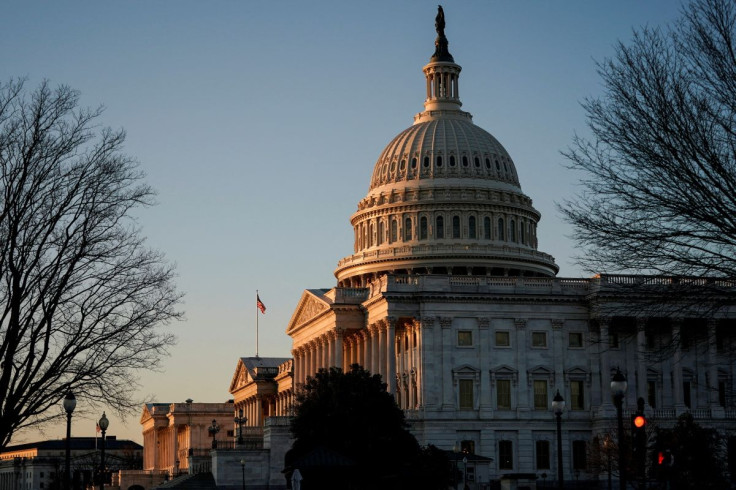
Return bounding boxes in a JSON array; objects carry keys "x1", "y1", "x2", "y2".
[{"x1": 335, "y1": 6, "x2": 558, "y2": 287}]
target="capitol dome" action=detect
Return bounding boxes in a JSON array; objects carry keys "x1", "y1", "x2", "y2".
[{"x1": 335, "y1": 13, "x2": 557, "y2": 287}]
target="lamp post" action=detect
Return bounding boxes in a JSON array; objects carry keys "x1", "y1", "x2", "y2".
[
  {"x1": 462, "y1": 456, "x2": 468, "y2": 490},
  {"x1": 240, "y1": 458, "x2": 246, "y2": 490},
  {"x1": 611, "y1": 368, "x2": 628, "y2": 490},
  {"x1": 63, "y1": 392, "x2": 76, "y2": 490},
  {"x1": 208, "y1": 419, "x2": 220, "y2": 449},
  {"x1": 97, "y1": 412, "x2": 109, "y2": 490},
  {"x1": 552, "y1": 390, "x2": 565, "y2": 490},
  {"x1": 234, "y1": 409, "x2": 247, "y2": 446}
]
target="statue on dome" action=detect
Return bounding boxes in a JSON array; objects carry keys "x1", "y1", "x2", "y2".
[{"x1": 431, "y1": 5, "x2": 454, "y2": 62}]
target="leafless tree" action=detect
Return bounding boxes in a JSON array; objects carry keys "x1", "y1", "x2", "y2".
[
  {"x1": 0, "y1": 79, "x2": 181, "y2": 447},
  {"x1": 560, "y1": 0, "x2": 736, "y2": 283}
]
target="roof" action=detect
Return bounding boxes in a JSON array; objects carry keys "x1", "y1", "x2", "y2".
[{"x1": 2, "y1": 437, "x2": 142, "y2": 454}]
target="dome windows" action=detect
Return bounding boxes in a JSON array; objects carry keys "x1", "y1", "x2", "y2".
[
  {"x1": 485, "y1": 158, "x2": 491, "y2": 169},
  {"x1": 462, "y1": 156, "x2": 469, "y2": 167},
  {"x1": 469, "y1": 216, "x2": 477, "y2": 238},
  {"x1": 498, "y1": 218, "x2": 505, "y2": 241},
  {"x1": 420, "y1": 217, "x2": 428, "y2": 239},
  {"x1": 423, "y1": 156, "x2": 430, "y2": 168},
  {"x1": 450, "y1": 156, "x2": 456, "y2": 167},
  {"x1": 474, "y1": 157, "x2": 480, "y2": 168},
  {"x1": 436, "y1": 216, "x2": 444, "y2": 238},
  {"x1": 437, "y1": 156, "x2": 443, "y2": 167},
  {"x1": 411, "y1": 157, "x2": 417, "y2": 169},
  {"x1": 484, "y1": 217, "x2": 491, "y2": 239},
  {"x1": 452, "y1": 216, "x2": 461, "y2": 238},
  {"x1": 405, "y1": 218, "x2": 413, "y2": 241}
]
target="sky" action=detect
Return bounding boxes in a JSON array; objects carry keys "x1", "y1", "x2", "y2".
[{"x1": 1, "y1": 1, "x2": 683, "y2": 444}]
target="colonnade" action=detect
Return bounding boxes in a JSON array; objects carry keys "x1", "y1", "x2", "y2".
[
  {"x1": 292, "y1": 318, "x2": 404, "y2": 393},
  {"x1": 233, "y1": 390, "x2": 293, "y2": 428}
]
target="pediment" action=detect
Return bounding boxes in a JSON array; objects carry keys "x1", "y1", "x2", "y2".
[
  {"x1": 528, "y1": 365, "x2": 555, "y2": 376},
  {"x1": 452, "y1": 364, "x2": 480, "y2": 375},
  {"x1": 286, "y1": 289, "x2": 332, "y2": 334},
  {"x1": 229, "y1": 358, "x2": 253, "y2": 394},
  {"x1": 492, "y1": 365, "x2": 518, "y2": 376}
]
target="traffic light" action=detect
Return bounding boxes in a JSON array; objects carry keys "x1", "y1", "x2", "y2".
[{"x1": 633, "y1": 414, "x2": 646, "y2": 430}]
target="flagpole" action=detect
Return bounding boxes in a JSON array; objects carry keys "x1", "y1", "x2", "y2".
[{"x1": 256, "y1": 290, "x2": 259, "y2": 358}]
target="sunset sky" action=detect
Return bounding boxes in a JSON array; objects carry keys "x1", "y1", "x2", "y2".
[{"x1": 2, "y1": 1, "x2": 681, "y2": 443}]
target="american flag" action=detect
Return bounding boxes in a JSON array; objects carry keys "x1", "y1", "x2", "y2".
[{"x1": 257, "y1": 294, "x2": 266, "y2": 314}]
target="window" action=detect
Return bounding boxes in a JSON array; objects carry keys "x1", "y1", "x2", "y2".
[
  {"x1": 466, "y1": 466, "x2": 475, "y2": 481},
  {"x1": 496, "y1": 331, "x2": 510, "y2": 347},
  {"x1": 533, "y1": 380, "x2": 548, "y2": 409},
  {"x1": 453, "y1": 215, "x2": 461, "y2": 238},
  {"x1": 459, "y1": 379, "x2": 474, "y2": 409},
  {"x1": 436, "y1": 216, "x2": 444, "y2": 238},
  {"x1": 683, "y1": 381, "x2": 691, "y2": 408},
  {"x1": 404, "y1": 218, "x2": 412, "y2": 241},
  {"x1": 720, "y1": 381, "x2": 727, "y2": 407},
  {"x1": 420, "y1": 217, "x2": 428, "y2": 239},
  {"x1": 378, "y1": 221, "x2": 384, "y2": 245},
  {"x1": 569, "y1": 332, "x2": 583, "y2": 348},
  {"x1": 475, "y1": 157, "x2": 480, "y2": 167},
  {"x1": 437, "y1": 156, "x2": 443, "y2": 167},
  {"x1": 462, "y1": 156, "x2": 468, "y2": 167},
  {"x1": 368, "y1": 222, "x2": 373, "y2": 247},
  {"x1": 497, "y1": 379, "x2": 511, "y2": 409},
  {"x1": 571, "y1": 380, "x2": 585, "y2": 410},
  {"x1": 484, "y1": 217, "x2": 491, "y2": 239},
  {"x1": 498, "y1": 218, "x2": 505, "y2": 240},
  {"x1": 536, "y1": 440, "x2": 550, "y2": 469},
  {"x1": 609, "y1": 330, "x2": 620, "y2": 348},
  {"x1": 520, "y1": 221, "x2": 525, "y2": 244},
  {"x1": 423, "y1": 156, "x2": 430, "y2": 167},
  {"x1": 532, "y1": 331, "x2": 547, "y2": 348},
  {"x1": 458, "y1": 331, "x2": 473, "y2": 346},
  {"x1": 647, "y1": 381, "x2": 657, "y2": 408},
  {"x1": 450, "y1": 155, "x2": 456, "y2": 166},
  {"x1": 390, "y1": 219, "x2": 397, "y2": 243},
  {"x1": 499, "y1": 440, "x2": 513, "y2": 469},
  {"x1": 509, "y1": 219, "x2": 516, "y2": 242},
  {"x1": 572, "y1": 440, "x2": 588, "y2": 469},
  {"x1": 469, "y1": 216, "x2": 476, "y2": 238},
  {"x1": 461, "y1": 440, "x2": 475, "y2": 454}
]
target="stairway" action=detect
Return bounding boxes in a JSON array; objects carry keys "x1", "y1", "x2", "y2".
[{"x1": 153, "y1": 472, "x2": 217, "y2": 489}]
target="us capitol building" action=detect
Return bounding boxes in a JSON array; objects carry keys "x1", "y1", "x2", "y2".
[{"x1": 139, "y1": 8, "x2": 736, "y2": 489}]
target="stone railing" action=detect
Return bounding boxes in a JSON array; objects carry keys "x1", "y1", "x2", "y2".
[{"x1": 366, "y1": 274, "x2": 591, "y2": 296}]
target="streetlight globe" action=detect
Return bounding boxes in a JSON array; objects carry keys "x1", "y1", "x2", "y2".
[
  {"x1": 552, "y1": 390, "x2": 565, "y2": 415},
  {"x1": 98, "y1": 412, "x2": 109, "y2": 431},
  {"x1": 610, "y1": 368, "x2": 628, "y2": 398},
  {"x1": 240, "y1": 458, "x2": 246, "y2": 466},
  {"x1": 63, "y1": 391, "x2": 76, "y2": 414}
]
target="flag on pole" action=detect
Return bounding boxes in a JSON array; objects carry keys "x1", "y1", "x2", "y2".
[
  {"x1": 96, "y1": 422, "x2": 101, "y2": 433},
  {"x1": 257, "y1": 294, "x2": 266, "y2": 314}
]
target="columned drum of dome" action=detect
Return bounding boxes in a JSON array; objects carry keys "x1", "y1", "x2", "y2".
[{"x1": 335, "y1": 9, "x2": 558, "y2": 287}]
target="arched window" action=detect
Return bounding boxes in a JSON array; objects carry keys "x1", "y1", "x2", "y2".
[
  {"x1": 420, "y1": 217, "x2": 428, "y2": 240},
  {"x1": 509, "y1": 219, "x2": 516, "y2": 242},
  {"x1": 469, "y1": 216, "x2": 476, "y2": 239},
  {"x1": 450, "y1": 155, "x2": 456, "y2": 166},
  {"x1": 423, "y1": 156, "x2": 430, "y2": 167},
  {"x1": 462, "y1": 156, "x2": 469, "y2": 167},
  {"x1": 436, "y1": 216, "x2": 444, "y2": 238},
  {"x1": 378, "y1": 221, "x2": 384, "y2": 245},
  {"x1": 368, "y1": 222, "x2": 374, "y2": 247},
  {"x1": 498, "y1": 218, "x2": 505, "y2": 241},
  {"x1": 411, "y1": 157, "x2": 417, "y2": 169},
  {"x1": 405, "y1": 217, "x2": 412, "y2": 241},
  {"x1": 390, "y1": 219, "x2": 398, "y2": 243},
  {"x1": 437, "y1": 156, "x2": 443, "y2": 167},
  {"x1": 484, "y1": 217, "x2": 491, "y2": 239},
  {"x1": 453, "y1": 216, "x2": 461, "y2": 238},
  {"x1": 475, "y1": 157, "x2": 481, "y2": 168}
]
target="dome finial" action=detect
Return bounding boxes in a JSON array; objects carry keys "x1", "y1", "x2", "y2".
[{"x1": 431, "y1": 5, "x2": 454, "y2": 62}]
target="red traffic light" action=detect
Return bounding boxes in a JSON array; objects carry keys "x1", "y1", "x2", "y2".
[
  {"x1": 633, "y1": 415, "x2": 646, "y2": 428},
  {"x1": 658, "y1": 451, "x2": 665, "y2": 465}
]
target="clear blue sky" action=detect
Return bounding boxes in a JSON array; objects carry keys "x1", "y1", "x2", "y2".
[{"x1": 2, "y1": 1, "x2": 682, "y2": 444}]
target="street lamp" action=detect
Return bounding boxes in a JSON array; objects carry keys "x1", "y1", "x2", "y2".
[
  {"x1": 552, "y1": 390, "x2": 565, "y2": 490},
  {"x1": 611, "y1": 368, "x2": 628, "y2": 490},
  {"x1": 63, "y1": 392, "x2": 76, "y2": 490},
  {"x1": 240, "y1": 458, "x2": 246, "y2": 490},
  {"x1": 208, "y1": 419, "x2": 220, "y2": 449},
  {"x1": 462, "y1": 456, "x2": 468, "y2": 490},
  {"x1": 97, "y1": 412, "x2": 109, "y2": 490},
  {"x1": 234, "y1": 409, "x2": 247, "y2": 446}
]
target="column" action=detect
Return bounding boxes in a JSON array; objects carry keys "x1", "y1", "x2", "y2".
[
  {"x1": 672, "y1": 319, "x2": 685, "y2": 413},
  {"x1": 371, "y1": 324, "x2": 380, "y2": 376},
  {"x1": 440, "y1": 317, "x2": 454, "y2": 410},
  {"x1": 378, "y1": 321, "x2": 387, "y2": 380},
  {"x1": 636, "y1": 318, "x2": 648, "y2": 403},
  {"x1": 386, "y1": 317, "x2": 397, "y2": 393},
  {"x1": 361, "y1": 330, "x2": 371, "y2": 372},
  {"x1": 515, "y1": 319, "x2": 529, "y2": 412},
  {"x1": 255, "y1": 395, "x2": 263, "y2": 426},
  {"x1": 335, "y1": 329, "x2": 344, "y2": 371},
  {"x1": 598, "y1": 317, "x2": 613, "y2": 413},
  {"x1": 327, "y1": 333, "x2": 335, "y2": 368}
]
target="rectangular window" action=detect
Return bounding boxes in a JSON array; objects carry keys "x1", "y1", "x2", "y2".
[
  {"x1": 532, "y1": 331, "x2": 547, "y2": 347},
  {"x1": 497, "y1": 379, "x2": 511, "y2": 409},
  {"x1": 719, "y1": 381, "x2": 726, "y2": 407},
  {"x1": 610, "y1": 331, "x2": 620, "y2": 348},
  {"x1": 459, "y1": 379, "x2": 474, "y2": 409},
  {"x1": 647, "y1": 381, "x2": 657, "y2": 409},
  {"x1": 571, "y1": 380, "x2": 585, "y2": 410},
  {"x1": 533, "y1": 380, "x2": 548, "y2": 410},
  {"x1": 461, "y1": 440, "x2": 475, "y2": 455},
  {"x1": 569, "y1": 332, "x2": 583, "y2": 348},
  {"x1": 466, "y1": 466, "x2": 475, "y2": 481},
  {"x1": 496, "y1": 330, "x2": 510, "y2": 347},
  {"x1": 536, "y1": 440, "x2": 551, "y2": 469},
  {"x1": 572, "y1": 440, "x2": 588, "y2": 469},
  {"x1": 499, "y1": 440, "x2": 513, "y2": 469},
  {"x1": 683, "y1": 381, "x2": 691, "y2": 408},
  {"x1": 457, "y1": 331, "x2": 473, "y2": 347}
]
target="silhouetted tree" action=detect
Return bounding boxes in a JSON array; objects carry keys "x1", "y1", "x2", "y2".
[
  {"x1": 561, "y1": 0, "x2": 736, "y2": 283},
  {"x1": 653, "y1": 413, "x2": 728, "y2": 490},
  {"x1": 0, "y1": 78, "x2": 181, "y2": 447},
  {"x1": 288, "y1": 365, "x2": 450, "y2": 490}
]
